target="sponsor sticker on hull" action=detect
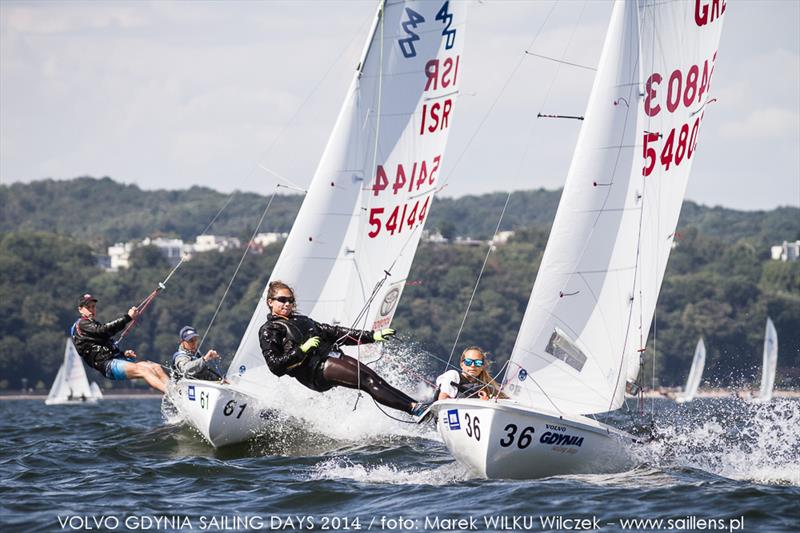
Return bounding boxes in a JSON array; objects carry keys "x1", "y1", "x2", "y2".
[
  {"x1": 188, "y1": 385, "x2": 196, "y2": 401},
  {"x1": 446, "y1": 409, "x2": 461, "y2": 430}
]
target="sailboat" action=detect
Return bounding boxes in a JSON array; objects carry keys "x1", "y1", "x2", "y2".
[
  {"x1": 46, "y1": 339, "x2": 103, "y2": 405},
  {"x1": 676, "y1": 338, "x2": 706, "y2": 403},
  {"x1": 754, "y1": 317, "x2": 778, "y2": 402},
  {"x1": 432, "y1": 0, "x2": 725, "y2": 478},
  {"x1": 173, "y1": 0, "x2": 468, "y2": 447}
]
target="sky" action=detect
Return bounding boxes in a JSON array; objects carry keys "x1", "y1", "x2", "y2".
[{"x1": 1, "y1": 0, "x2": 798, "y2": 211}]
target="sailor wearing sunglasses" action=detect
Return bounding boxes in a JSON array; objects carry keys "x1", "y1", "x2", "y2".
[
  {"x1": 435, "y1": 346, "x2": 502, "y2": 401},
  {"x1": 259, "y1": 280, "x2": 430, "y2": 417}
]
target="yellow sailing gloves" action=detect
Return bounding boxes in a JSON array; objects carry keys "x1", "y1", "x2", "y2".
[
  {"x1": 300, "y1": 336, "x2": 321, "y2": 353},
  {"x1": 373, "y1": 328, "x2": 396, "y2": 342}
]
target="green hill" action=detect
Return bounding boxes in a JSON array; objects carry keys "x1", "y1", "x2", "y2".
[{"x1": 1, "y1": 177, "x2": 798, "y2": 391}]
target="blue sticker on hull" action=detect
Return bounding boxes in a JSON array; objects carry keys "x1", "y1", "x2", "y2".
[
  {"x1": 447, "y1": 409, "x2": 460, "y2": 430},
  {"x1": 188, "y1": 385, "x2": 196, "y2": 401}
]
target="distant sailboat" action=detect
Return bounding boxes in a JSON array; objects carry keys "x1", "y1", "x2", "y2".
[
  {"x1": 676, "y1": 338, "x2": 706, "y2": 403},
  {"x1": 754, "y1": 318, "x2": 778, "y2": 402},
  {"x1": 46, "y1": 339, "x2": 103, "y2": 405}
]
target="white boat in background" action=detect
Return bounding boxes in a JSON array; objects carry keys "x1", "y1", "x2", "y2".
[
  {"x1": 46, "y1": 339, "x2": 103, "y2": 405},
  {"x1": 754, "y1": 317, "x2": 778, "y2": 403},
  {"x1": 433, "y1": 0, "x2": 725, "y2": 479},
  {"x1": 175, "y1": 0, "x2": 468, "y2": 446},
  {"x1": 676, "y1": 338, "x2": 706, "y2": 403}
]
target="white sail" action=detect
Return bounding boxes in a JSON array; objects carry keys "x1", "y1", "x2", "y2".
[
  {"x1": 503, "y1": 1, "x2": 642, "y2": 415},
  {"x1": 624, "y1": 0, "x2": 726, "y2": 386},
  {"x1": 759, "y1": 317, "x2": 778, "y2": 401},
  {"x1": 504, "y1": 0, "x2": 726, "y2": 415},
  {"x1": 45, "y1": 365, "x2": 67, "y2": 404},
  {"x1": 46, "y1": 339, "x2": 95, "y2": 404},
  {"x1": 90, "y1": 382, "x2": 104, "y2": 400},
  {"x1": 679, "y1": 338, "x2": 706, "y2": 402},
  {"x1": 228, "y1": 0, "x2": 467, "y2": 395}
]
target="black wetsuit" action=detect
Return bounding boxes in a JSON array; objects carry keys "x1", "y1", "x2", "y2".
[
  {"x1": 258, "y1": 313, "x2": 415, "y2": 413},
  {"x1": 71, "y1": 314, "x2": 131, "y2": 375}
]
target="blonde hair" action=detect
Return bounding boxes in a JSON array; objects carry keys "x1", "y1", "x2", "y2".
[{"x1": 460, "y1": 346, "x2": 503, "y2": 398}]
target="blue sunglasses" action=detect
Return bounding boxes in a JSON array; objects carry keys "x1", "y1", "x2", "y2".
[{"x1": 463, "y1": 358, "x2": 484, "y2": 367}]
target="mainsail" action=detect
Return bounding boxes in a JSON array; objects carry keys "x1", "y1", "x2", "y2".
[
  {"x1": 680, "y1": 338, "x2": 706, "y2": 402},
  {"x1": 503, "y1": 1, "x2": 725, "y2": 415},
  {"x1": 759, "y1": 317, "x2": 778, "y2": 401},
  {"x1": 228, "y1": 0, "x2": 467, "y2": 396},
  {"x1": 46, "y1": 339, "x2": 96, "y2": 404}
]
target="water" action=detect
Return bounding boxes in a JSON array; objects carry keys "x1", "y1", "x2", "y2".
[{"x1": 1, "y1": 396, "x2": 798, "y2": 532}]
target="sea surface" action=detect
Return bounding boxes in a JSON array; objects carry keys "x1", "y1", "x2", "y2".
[{"x1": 1, "y1": 394, "x2": 798, "y2": 533}]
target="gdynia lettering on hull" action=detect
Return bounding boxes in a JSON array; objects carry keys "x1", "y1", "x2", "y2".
[{"x1": 539, "y1": 431, "x2": 584, "y2": 447}]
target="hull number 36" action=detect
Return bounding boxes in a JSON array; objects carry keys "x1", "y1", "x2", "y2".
[
  {"x1": 499, "y1": 423, "x2": 535, "y2": 449},
  {"x1": 463, "y1": 413, "x2": 480, "y2": 441}
]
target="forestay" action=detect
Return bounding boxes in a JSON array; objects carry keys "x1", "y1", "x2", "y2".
[
  {"x1": 227, "y1": 0, "x2": 467, "y2": 396},
  {"x1": 760, "y1": 318, "x2": 778, "y2": 401},
  {"x1": 503, "y1": 0, "x2": 725, "y2": 415}
]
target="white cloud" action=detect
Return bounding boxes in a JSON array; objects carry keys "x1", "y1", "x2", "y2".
[{"x1": 719, "y1": 107, "x2": 800, "y2": 139}]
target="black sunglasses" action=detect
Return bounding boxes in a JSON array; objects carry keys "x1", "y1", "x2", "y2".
[{"x1": 272, "y1": 296, "x2": 295, "y2": 304}]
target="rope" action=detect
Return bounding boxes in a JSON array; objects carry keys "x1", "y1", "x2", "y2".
[
  {"x1": 198, "y1": 188, "x2": 279, "y2": 351},
  {"x1": 445, "y1": 192, "x2": 512, "y2": 370},
  {"x1": 523, "y1": 51, "x2": 596, "y2": 71}
]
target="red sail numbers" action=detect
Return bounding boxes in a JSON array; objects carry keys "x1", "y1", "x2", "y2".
[
  {"x1": 695, "y1": 0, "x2": 725, "y2": 27},
  {"x1": 372, "y1": 156, "x2": 441, "y2": 197},
  {"x1": 641, "y1": 47, "x2": 719, "y2": 176},
  {"x1": 419, "y1": 55, "x2": 460, "y2": 136},
  {"x1": 368, "y1": 196, "x2": 431, "y2": 239},
  {"x1": 644, "y1": 51, "x2": 718, "y2": 118},
  {"x1": 369, "y1": 155, "x2": 440, "y2": 238}
]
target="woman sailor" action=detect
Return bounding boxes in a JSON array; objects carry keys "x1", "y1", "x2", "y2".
[
  {"x1": 258, "y1": 281, "x2": 429, "y2": 416},
  {"x1": 436, "y1": 346, "x2": 503, "y2": 401}
]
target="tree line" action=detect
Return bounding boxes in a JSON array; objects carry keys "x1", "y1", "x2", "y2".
[{"x1": 0, "y1": 177, "x2": 797, "y2": 391}]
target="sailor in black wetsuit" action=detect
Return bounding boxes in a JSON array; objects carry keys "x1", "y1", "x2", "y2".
[
  {"x1": 71, "y1": 293, "x2": 169, "y2": 393},
  {"x1": 258, "y1": 281, "x2": 429, "y2": 416}
]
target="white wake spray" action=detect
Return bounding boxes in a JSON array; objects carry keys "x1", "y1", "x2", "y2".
[{"x1": 639, "y1": 398, "x2": 800, "y2": 486}]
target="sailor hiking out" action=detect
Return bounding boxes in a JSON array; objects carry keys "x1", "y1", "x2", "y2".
[
  {"x1": 71, "y1": 293, "x2": 169, "y2": 393},
  {"x1": 258, "y1": 281, "x2": 430, "y2": 416}
]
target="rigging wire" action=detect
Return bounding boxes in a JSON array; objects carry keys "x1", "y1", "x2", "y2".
[
  {"x1": 444, "y1": 192, "x2": 511, "y2": 370},
  {"x1": 114, "y1": 14, "x2": 373, "y2": 348},
  {"x1": 198, "y1": 188, "x2": 279, "y2": 352},
  {"x1": 438, "y1": 0, "x2": 561, "y2": 191}
]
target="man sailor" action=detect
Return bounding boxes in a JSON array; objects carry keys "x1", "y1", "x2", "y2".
[
  {"x1": 171, "y1": 326, "x2": 222, "y2": 382},
  {"x1": 71, "y1": 293, "x2": 169, "y2": 393}
]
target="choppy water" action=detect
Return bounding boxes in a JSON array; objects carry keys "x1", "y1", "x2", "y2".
[{"x1": 1, "y1": 395, "x2": 798, "y2": 532}]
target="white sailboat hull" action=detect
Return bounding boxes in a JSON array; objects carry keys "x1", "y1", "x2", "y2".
[
  {"x1": 433, "y1": 399, "x2": 636, "y2": 479},
  {"x1": 173, "y1": 379, "x2": 275, "y2": 447},
  {"x1": 45, "y1": 397, "x2": 99, "y2": 406}
]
